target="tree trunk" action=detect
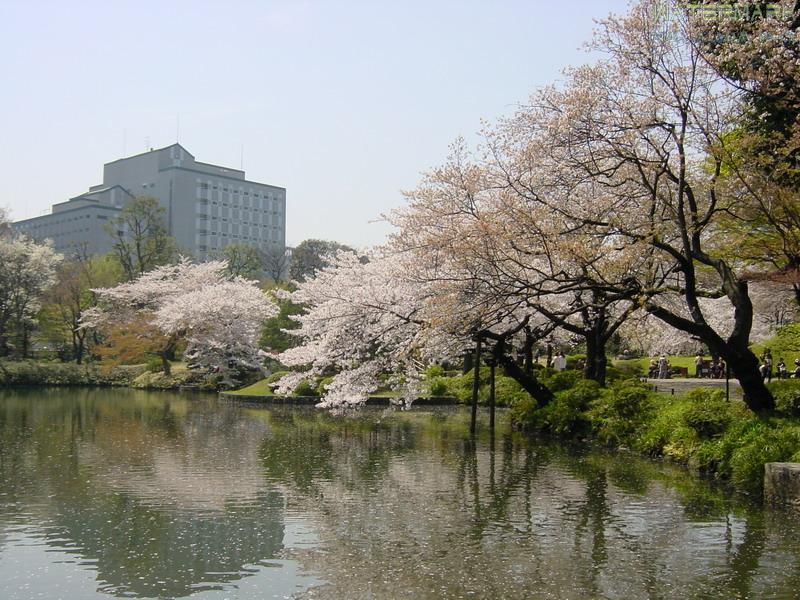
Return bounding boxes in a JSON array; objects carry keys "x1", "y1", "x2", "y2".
[
  {"x1": 75, "y1": 334, "x2": 85, "y2": 365},
  {"x1": 707, "y1": 339, "x2": 774, "y2": 412},
  {"x1": 470, "y1": 340, "x2": 482, "y2": 435},
  {"x1": 522, "y1": 327, "x2": 534, "y2": 377},
  {"x1": 495, "y1": 352, "x2": 554, "y2": 407},
  {"x1": 584, "y1": 331, "x2": 608, "y2": 387},
  {"x1": 160, "y1": 353, "x2": 172, "y2": 376}
]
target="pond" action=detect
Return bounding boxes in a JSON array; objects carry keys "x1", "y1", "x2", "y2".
[{"x1": 0, "y1": 388, "x2": 798, "y2": 599}]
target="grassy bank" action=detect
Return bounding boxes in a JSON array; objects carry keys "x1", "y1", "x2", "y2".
[
  {"x1": 511, "y1": 377, "x2": 800, "y2": 496},
  {"x1": 0, "y1": 360, "x2": 144, "y2": 387},
  {"x1": 0, "y1": 360, "x2": 214, "y2": 391}
]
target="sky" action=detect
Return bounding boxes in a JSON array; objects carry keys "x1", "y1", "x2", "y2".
[{"x1": 0, "y1": 0, "x2": 631, "y2": 248}]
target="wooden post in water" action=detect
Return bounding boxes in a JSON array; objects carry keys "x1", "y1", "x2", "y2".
[
  {"x1": 489, "y1": 358, "x2": 496, "y2": 431},
  {"x1": 470, "y1": 338, "x2": 482, "y2": 435}
]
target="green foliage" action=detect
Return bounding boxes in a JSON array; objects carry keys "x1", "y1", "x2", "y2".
[
  {"x1": 265, "y1": 370, "x2": 290, "y2": 384},
  {"x1": 219, "y1": 243, "x2": 263, "y2": 279},
  {"x1": 751, "y1": 323, "x2": 800, "y2": 366},
  {"x1": 492, "y1": 376, "x2": 529, "y2": 406},
  {"x1": 541, "y1": 369, "x2": 583, "y2": 392},
  {"x1": 727, "y1": 422, "x2": 800, "y2": 495},
  {"x1": 293, "y1": 379, "x2": 318, "y2": 397},
  {"x1": 146, "y1": 356, "x2": 165, "y2": 373},
  {"x1": 289, "y1": 239, "x2": 356, "y2": 282},
  {"x1": 509, "y1": 376, "x2": 601, "y2": 435},
  {"x1": 588, "y1": 380, "x2": 653, "y2": 446},
  {"x1": 106, "y1": 196, "x2": 177, "y2": 281},
  {"x1": 427, "y1": 376, "x2": 450, "y2": 397},
  {"x1": 260, "y1": 286, "x2": 304, "y2": 355},
  {"x1": 316, "y1": 376, "x2": 335, "y2": 396},
  {"x1": 509, "y1": 397, "x2": 541, "y2": 431},
  {"x1": 425, "y1": 364, "x2": 445, "y2": 378},
  {"x1": 0, "y1": 360, "x2": 143, "y2": 387},
  {"x1": 682, "y1": 389, "x2": 733, "y2": 439},
  {"x1": 542, "y1": 380, "x2": 601, "y2": 435},
  {"x1": 767, "y1": 379, "x2": 800, "y2": 417},
  {"x1": 608, "y1": 364, "x2": 639, "y2": 381}
]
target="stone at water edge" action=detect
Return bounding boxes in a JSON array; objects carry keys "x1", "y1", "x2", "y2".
[{"x1": 764, "y1": 463, "x2": 800, "y2": 510}]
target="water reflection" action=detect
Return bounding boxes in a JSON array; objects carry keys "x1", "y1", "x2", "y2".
[
  {"x1": 0, "y1": 389, "x2": 799, "y2": 599},
  {"x1": 256, "y1": 408, "x2": 800, "y2": 600},
  {"x1": 0, "y1": 388, "x2": 290, "y2": 598}
]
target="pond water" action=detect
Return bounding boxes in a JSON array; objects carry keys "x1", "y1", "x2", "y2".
[{"x1": 0, "y1": 388, "x2": 798, "y2": 600}]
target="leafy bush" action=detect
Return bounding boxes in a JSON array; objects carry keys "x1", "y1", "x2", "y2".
[
  {"x1": 293, "y1": 379, "x2": 318, "y2": 396},
  {"x1": 509, "y1": 397, "x2": 543, "y2": 431},
  {"x1": 316, "y1": 376, "x2": 335, "y2": 396},
  {"x1": 682, "y1": 388, "x2": 733, "y2": 439},
  {"x1": 542, "y1": 369, "x2": 583, "y2": 392},
  {"x1": 0, "y1": 360, "x2": 144, "y2": 387},
  {"x1": 265, "y1": 370, "x2": 290, "y2": 384},
  {"x1": 566, "y1": 354, "x2": 586, "y2": 370},
  {"x1": 493, "y1": 376, "x2": 529, "y2": 406},
  {"x1": 543, "y1": 380, "x2": 601, "y2": 435},
  {"x1": 608, "y1": 363, "x2": 640, "y2": 380},
  {"x1": 768, "y1": 379, "x2": 800, "y2": 417},
  {"x1": 727, "y1": 422, "x2": 800, "y2": 494},
  {"x1": 427, "y1": 376, "x2": 451, "y2": 397},
  {"x1": 425, "y1": 364, "x2": 445, "y2": 378},
  {"x1": 146, "y1": 356, "x2": 165, "y2": 373},
  {"x1": 588, "y1": 379, "x2": 653, "y2": 446}
]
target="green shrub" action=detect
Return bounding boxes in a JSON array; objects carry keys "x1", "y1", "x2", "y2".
[
  {"x1": 265, "y1": 370, "x2": 290, "y2": 384},
  {"x1": 636, "y1": 395, "x2": 693, "y2": 457},
  {"x1": 493, "y1": 376, "x2": 529, "y2": 406},
  {"x1": 608, "y1": 364, "x2": 639, "y2": 380},
  {"x1": 566, "y1": 354, "x2": 586, "y2": 370},
  {"x1": 542, "y1": 369, "x2": 583, "y2": 392},
  {"x1": 510, "y1": 397, "x2": 544, "y2": 431},
  {"x1": 427, "y1": 376, "x2": 450, "y2": 397},
  {"x1": 146, "y1": 356, "x2": 165, "y2": 373},
  {"x1": 588, "y1": 379, "x2": 653, "y2": 446},
  {"x1": 316, "y1": 376, "x2": 335, "y2": 396},
  {"x1": 425, "y1": 364, "x2": 445, "y2": 378},
  {"x1": 682, "y1": 388, "x2": 733, "y2": 439},
  {"x1": 728, "y1": 422, "x2": 800, "y2": 494},
  {"x1": 293, "y1": 379, "x2": 318, "y2": 396},
  {"x1": 768, "y1": 379, "x2": 800, "y2": 417},
  {"x1": 543, "y1": 380, "x2": 601, "y2": 435}
]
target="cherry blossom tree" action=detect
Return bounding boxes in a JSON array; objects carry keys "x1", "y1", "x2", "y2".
[
  {"x1": 482, "y1": 0, "x2": 778, "y2": 411},
  {"x1": 82, "y1": 258, "x2": 277, "y2": 384},
  {"x1": 0, "y1": 235, "x2": 62, "y2": 357},
  {"x1": 391, "y1": 139, "x2": 643, "y2": 388},
  {"x1": 274, "y1": 251, "x2": 462, "y2": 407}
]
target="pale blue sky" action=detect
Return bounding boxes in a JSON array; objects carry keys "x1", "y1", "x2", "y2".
[{"x1": 0, "y1": 0, "x2": 630, "y2": 247}]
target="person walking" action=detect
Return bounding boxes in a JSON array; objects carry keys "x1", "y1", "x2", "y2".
[
  {"x1": 694, "y1": 354, "x2": 704, "y2": 378},
  {"x1": 658, "y1": 354, "x2": 670, "y2": 379},
  {"x1": 553, "y1": 352, "x2": 567, "y2": 372}
]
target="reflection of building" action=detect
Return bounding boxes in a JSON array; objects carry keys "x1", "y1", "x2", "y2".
[
  {"x1": 12, "y1": 144, "x2": 286, "y2": 260},
  {"x1": 0, "y1": 389, "x2": 288, "y2": 599}
]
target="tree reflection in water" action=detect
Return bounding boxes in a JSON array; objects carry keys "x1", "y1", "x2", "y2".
[
  {"x1": 0, "y1": 388, "x2": 285, "y2": 598},
  {"x1": 257, "y1": 406, "x2": 800, "y2": 600},
  {"x1": 0, "y1": 390, "x2": 799, "y2": 600}
]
